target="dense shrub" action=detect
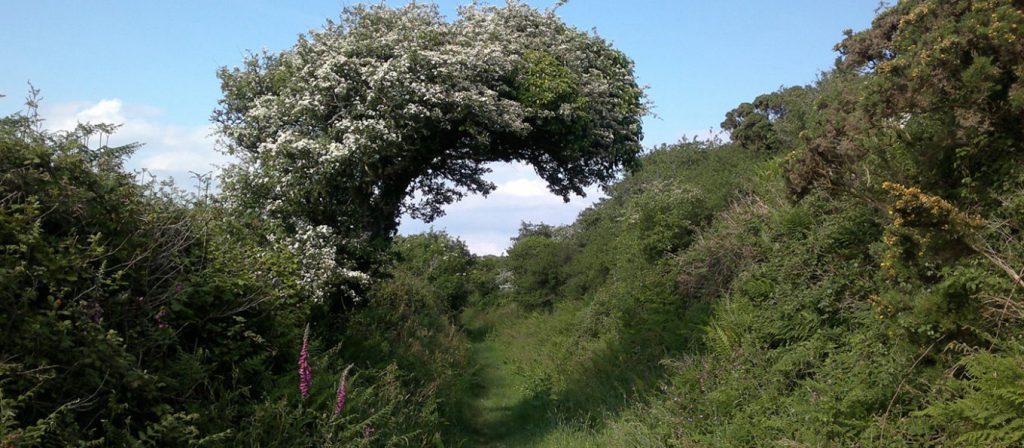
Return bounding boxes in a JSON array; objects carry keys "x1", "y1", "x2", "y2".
[
  {"x1": 0, "y1": 98, "x2": 480, "y2": 447},
  {"x1": 0, "y1": 97, "x2": 307, "y2": 446},
  {"x1": 505, "y1": 227, "x2": 573, "y2": 309},
  {"x1": 453, "y1": 4, "x2": 1024, "y2": 446}
]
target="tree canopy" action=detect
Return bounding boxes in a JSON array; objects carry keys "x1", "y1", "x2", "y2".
[{"x1": 214, "y1": 2, "x2": 647, "y2": 263}]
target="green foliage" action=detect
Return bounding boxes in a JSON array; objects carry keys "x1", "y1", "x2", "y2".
[
  {"x1": 445, "y1": 139, "x2": 762, "y2": 446},
  {"x1": 795, "y1": 0, "x2": 1024, "y2": 205},
  {"x1": 922, "y1": 346, "x2": 1024, "y2": 447},
  {"x1": 9, "y1": 1, "x2": 1024, "y2": 446},
  {"x1": 0, "y1": 98, "x2": 308, "y2": 445},
  {"x1": 465, "y1": 255, "x2": 505, "y2": 306},
  {"x1": 446, "y1": 3, "x2": 1024, "y2": 443},
  {"x1": 505, "y1": 225, "x2": 573, "y2": 309},
  {"x1": 336, "y1": 231, "x2": 476, "y2": 444},
  {"x1": 389, "y1": 231, "x2": 475, "y2": 311},
  {"x1": 721, "y1": 85, "x2": 816, "y2": 154}
]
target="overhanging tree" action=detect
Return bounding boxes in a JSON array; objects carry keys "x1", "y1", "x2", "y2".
[{"x1": 214, "y1": 2, "x2": 647, "y2": 271}]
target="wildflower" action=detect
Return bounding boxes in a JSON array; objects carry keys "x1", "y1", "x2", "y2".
[
  {"x1": 299, "y1": 324, "x2": 312, "y2": 399},
  {"x1": 154, "y1": 308, "x2": 169, "y2": 329},
  {"x1": 333, "y1": 364, "x2": 354, "y2": 416}
]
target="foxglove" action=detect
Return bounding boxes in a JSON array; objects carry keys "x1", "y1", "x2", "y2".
[
  {"x1": 334, "y1": 364, "x2": 353, "y2": 416},
  {"x1": 298, "y1": 324, "x2": 312, "y2": 399}
]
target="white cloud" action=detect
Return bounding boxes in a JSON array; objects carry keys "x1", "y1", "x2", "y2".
[
  {"x1": 497, "y1": 177, "x2": 552, "y2": 198},
  {"x1": 43, "y1": 99, "x2": 230, "y2": 182},
  {"x1": 400, "y1": 162, "x2": 605, "y2": 255},
  {"x1": 457, "y1": 232, "x2": 510, "y2": 256}
]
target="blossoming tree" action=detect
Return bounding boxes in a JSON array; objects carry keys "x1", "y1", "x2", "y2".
[{"x1": 214, "y1": 2, "x2": 646, "y2": 272}]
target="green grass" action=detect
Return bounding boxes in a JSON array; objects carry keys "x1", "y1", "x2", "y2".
[
  {"x1": 451, "y1": 299, "x2": 695, "y2": 447},
  {"x1": 452, "y1": 304, "x2": 594, "y2": 447}
]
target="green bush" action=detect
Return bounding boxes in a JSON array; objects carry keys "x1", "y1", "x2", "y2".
[
  {"x1": 0, "y1": 99, "x2": 307, "y2": 445},
  {"x1": 505, "y1": 231, "x2": 573, "y2": 309}
]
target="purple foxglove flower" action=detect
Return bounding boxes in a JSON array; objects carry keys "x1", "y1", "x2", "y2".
[
  {"x1": 334, "y1": 364, "x2": 353, "y2": 416},
  {"x1": 298, "y1": 324, "x2": 312, "y2": 399}
]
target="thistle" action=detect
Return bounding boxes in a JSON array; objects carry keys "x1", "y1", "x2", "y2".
[
  {"x1": 333, "y1": 364, "x2": 354, "y2": 416},
  {"x1": 298, "y1": 324, "x2": 312, "y2": 399}
]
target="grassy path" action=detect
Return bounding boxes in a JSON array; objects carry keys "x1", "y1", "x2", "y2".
[
  {"x1": 451, "y1": 300, "x2": 671, "y2": 447},
  {"x1": 453, "y1": 306, "x2": 580, "y2": 447}
]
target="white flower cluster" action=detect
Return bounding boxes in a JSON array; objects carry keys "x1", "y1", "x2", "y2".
[
  {"x1": 215, "y1": 1, "x2": 646, "y2": 255},
  {"x1": 285, "y1": 223, "x2": 368, "y2": 302},
  {"x1": 288, "y1": 224, "x2": 337, "y2": 302}
]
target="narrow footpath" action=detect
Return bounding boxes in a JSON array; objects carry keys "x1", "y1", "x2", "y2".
[{"x1": 454, "y1": 306, "x2": 579, "y2": 447}]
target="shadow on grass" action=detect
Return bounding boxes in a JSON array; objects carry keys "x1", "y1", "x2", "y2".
[
  {"x1": 449, "y1": 300, "x2": 713, "y2": 447},
  {"x1": 463, "y1": 320, "x2": 494, "y2": 343}
]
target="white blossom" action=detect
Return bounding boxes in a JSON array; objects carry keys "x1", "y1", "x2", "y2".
[{"x1": 214, "y1": 1, "x2": 647, "y2": 272}]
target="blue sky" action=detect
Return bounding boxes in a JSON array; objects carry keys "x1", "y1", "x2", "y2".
[{"x1": 1, "y1": 0, "x2": 880, "y2": 254}]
